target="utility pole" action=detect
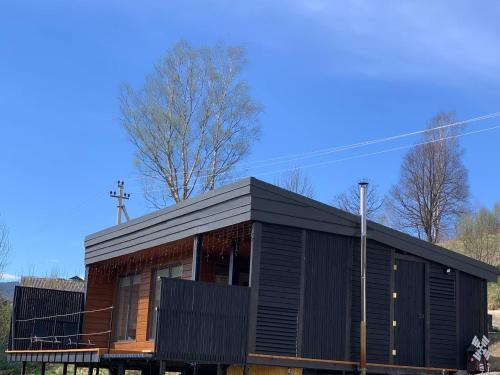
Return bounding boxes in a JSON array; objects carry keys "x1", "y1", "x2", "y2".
[
  {"x1": 109, "y1": 181, "x2": 131, "y2": 225},
  {"x1": 359, "y1": 181, "x2": 368, "y2": 375}
]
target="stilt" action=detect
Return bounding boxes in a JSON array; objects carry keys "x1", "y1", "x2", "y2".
[
  {"x1": 88, "y1": 366, "x2": 94, "y2": 375},
  {"x1": 63, "y1": 363, "x2": 68, "y2": 375},
  {"x1": 159, "y1": 360, "x2": 166, "y2": 375},
  {"x1": 217, "y1": 364, "x2": 223, "y2": 375},
  {"x1": 21, "y1": 362, "x2": 26, "y2": 375},
  {"x1": 41, "y1": 362, "x2": 46, "y2": 375},
  {"x1": 74, "y1": 364, "x2": 78, "y2": 375},
  {"x1": 96, "y1": 367, "x2": 100, "y2": 375},
  {"x1": 118, "y1": 363, "x2": 125, "y2": 375}
]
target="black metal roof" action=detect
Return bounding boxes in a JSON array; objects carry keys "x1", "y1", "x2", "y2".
[{"x1": 85, "y1": 177, "x2": 498, "y2": 281}]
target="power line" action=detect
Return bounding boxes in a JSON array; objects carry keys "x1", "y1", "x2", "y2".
[
  {"x1": 140, "y1": 123, "x2": 500, "y2": 194},
  {"x1": 122, "y1": 111, "x2": 500, "y2": 184}
]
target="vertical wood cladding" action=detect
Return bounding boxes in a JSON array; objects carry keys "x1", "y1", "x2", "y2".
[
  {"x1": 255, "y1": 224, "x2": 303, "y2": 356},
  {"x1": 458, "y1": 272, "x2": 487, "y2": 369},
  {"x1": 82, "y1": 269, "x2": 115, "y2": 348},
  {"x1": 83, "y1": 248, "x2": 193, "y2": 351},
  {"x1": 428, "y1": 263, "x2": 456, "y2": 368},
  {"x1": 10, "y1": 286, "x2": 84, "y2": 350},
  {"x1": 350, "y1": 240, "x2": 391, "y2": 364},
  {"x1": 155, "y1": 278, "x2": 249, "y2": 363},
  {"x1": 394, "y1": 258, "x2": 425, "y2": 367},
  {"x1": 302, "y1": 231, "x2": 352, "y2": 360}
]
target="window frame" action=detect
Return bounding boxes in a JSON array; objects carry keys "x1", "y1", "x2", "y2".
[
  {"x1": 113, "y1": 273, "x2": 141, "y2": 342},
  {"x1": 147, "y1": 263, "x2": 183, "y2": 340}
]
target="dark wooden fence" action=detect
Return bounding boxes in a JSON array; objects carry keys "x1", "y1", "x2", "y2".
[
  {"x1": 10, "y1": 286, "x2": 85, "y2": 350},
  {"x1": 155, "y1": 278, "x2": 250, "y2": 364}
]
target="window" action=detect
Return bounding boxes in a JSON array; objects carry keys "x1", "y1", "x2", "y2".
[
  {"x1": 148, "y1": 265, "x2": 182, "y2": 339},
  {"x1": 114, "y1": 274, "x2": 141, "y2": 341}
]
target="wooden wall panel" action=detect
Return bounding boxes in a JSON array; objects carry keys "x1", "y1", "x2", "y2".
[
  {"x1": 428, "y1": 263, "x2": 456, "y2": 368},
  {"x1": 83, "y1": 241, "x2": 194, "y2": 351},
  {"x1": 156, "y1": 278, "x2": 250, "y2": 363},
  {"x1": 350, "y1": 240, "x2": 392, "y2": 364},
  {"x1": 302, "y1": 231, "x2": 352, "y2": 360},
  {"x1": 457, "y1": 272, "x2": 488, "y2": 369},
  {"x1": 10, "y1": 286, "x2": 84, "y2": 350},
  {"x1": 254, "y1": 224, "x2": 303, "y2": 356},
  {"x1": 82, "y1": 269, "x2": 115, "y2": 348}
]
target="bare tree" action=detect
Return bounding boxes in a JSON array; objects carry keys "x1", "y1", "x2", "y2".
[
  {"x1": 121, "y1": 41, "x2": 261, "y2": 207},
  {"x1": 388, "y1": 113, "x2": 469, "y2": 243},
  {"x1": 0, "y1": 222, "x2": 10, "y2": 280},
  {"x1": 275, "y1": 168, "x2": 315, "y2": 198},
  {"x1": 455, "y1": 204, "x2": 500, "y2": 265},
  {"x1": 333, "y1": 180, "x2": 384, "y2": 218}
]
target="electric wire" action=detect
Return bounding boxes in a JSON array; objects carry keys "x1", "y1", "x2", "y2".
[
  {"x1": 140, "y1": 123, "x2": 500, "y2": 194},
  {"x1": 122, "y1": 111, "x2": 500, "y2": 184}
]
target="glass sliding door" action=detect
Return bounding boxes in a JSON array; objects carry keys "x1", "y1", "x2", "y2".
[{"x1": 148, "y1": 265, "x2": 182, "y2": 340}]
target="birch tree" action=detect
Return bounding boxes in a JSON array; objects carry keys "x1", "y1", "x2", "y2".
[
  {"x1": 388, "y1": 113, "x2": 469, "y2": 243},
  {"x1": 121, "y1": 41, "x2": 261, "y2": 206},
  {"x1": 275, "y1": 168, "x2": 315, "y2": 198},
  {"x1": 333, "y1": 179, "x2": 384, "y2": 218}
]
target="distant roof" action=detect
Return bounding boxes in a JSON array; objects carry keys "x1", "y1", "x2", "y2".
[
  {"x1": 20, "y1": 276, "x2": 84, "y2": 293},
  {"x1": 85, "y1": 177, "x2": 499, "y2": 281}
]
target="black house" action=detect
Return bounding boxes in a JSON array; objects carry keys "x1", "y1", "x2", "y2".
[{"x1": 7, "y1": 177, "x2": 498, "y2": 375}]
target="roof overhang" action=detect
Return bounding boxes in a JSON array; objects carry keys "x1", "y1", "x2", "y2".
[{"x1": 85, "y1": 177, "x2": 499, "y2": 282}]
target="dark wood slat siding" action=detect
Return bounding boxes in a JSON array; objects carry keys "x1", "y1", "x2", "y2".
[
  {"x1": 85, "y1": 181, "x2": 252, "y2": 264},
  {"x1": 367, "y1": 222, "x2": 498, "y2": 282},
  {"x1": 301, "y1": 231, "x2": 352, "y2": 360},
  {"x1": 255, "y1": 224, "x2": 303, "y2": 356},
  {"x1": 457, "y1": 272, "x2": 487, "y2": 369},
  {"x1": 10, "y1": 286, "x2": 84, "y2": 350},
  {"x1": 428, "y1": 263, "x2": 456, "y2": 368},
  {"x1": 155, "y1": 278, "x2": 249, "y2": 363},
  {"x1": 350, "y1": 239, "x2": 392, "y2": 364},
  {"x1": 394, "y1": 258, "x2": 426, "y2": 367},
  {"x1": 248, "y1": 179, "x2": 497, "y2": 282}
]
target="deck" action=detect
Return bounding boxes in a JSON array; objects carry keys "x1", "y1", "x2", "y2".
[{"x1": 6, "y1": 348, "x2": 153, "y2": 363}]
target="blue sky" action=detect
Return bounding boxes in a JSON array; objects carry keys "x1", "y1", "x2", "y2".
[{"x1": 1, "y1": 0, "x2": 500, "y2": 279}]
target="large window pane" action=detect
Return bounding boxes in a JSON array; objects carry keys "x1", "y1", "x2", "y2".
[
  {"x1": 114, "y1": 274, "x2": 141, "y2": 341},
  {"x1": 148, "y1": 265, "x2": 182, "y2": 339}
]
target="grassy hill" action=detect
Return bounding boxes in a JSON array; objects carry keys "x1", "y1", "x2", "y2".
[{"x1": 441, "y1": 238, "x2": 500, "y2": 309}]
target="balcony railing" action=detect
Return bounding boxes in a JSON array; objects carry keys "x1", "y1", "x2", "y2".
[
  {"x1": 9, "y1": 286, "x2": 112, "y2": 351},
  {"x1": 155, "y1": 278, "x2": 250, "y2": 364}
]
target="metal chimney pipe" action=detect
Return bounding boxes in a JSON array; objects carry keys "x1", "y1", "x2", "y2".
[{"x1": 359, "y1": 181, "x2": 368, "y2": 375}]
